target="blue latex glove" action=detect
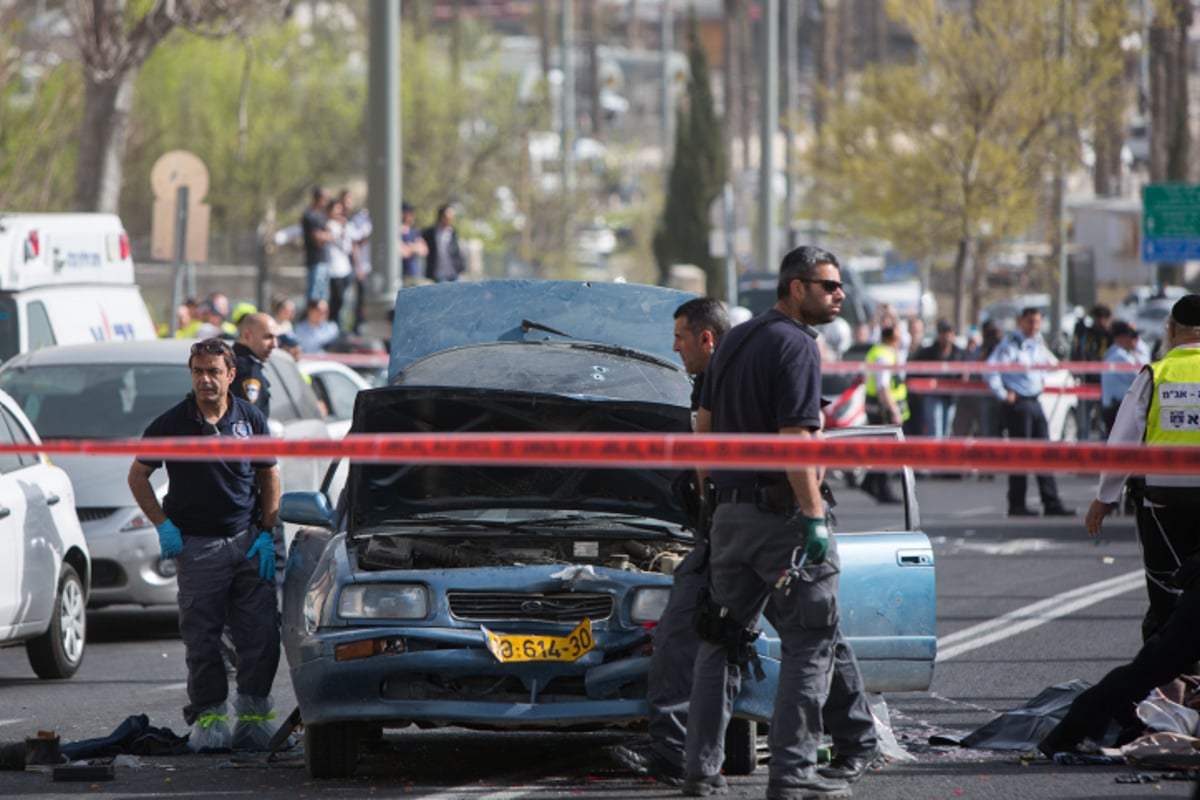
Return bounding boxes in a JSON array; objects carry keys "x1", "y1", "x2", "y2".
[
  {"x1": 246, "y1": 531, "x2": 275, "y2": 582},
  {"x1": 156, "y1": 519, "x2": 183, "y2": 559},
  {"x1": 802, "y1": 516, "x2": 830, "y2": 564}
]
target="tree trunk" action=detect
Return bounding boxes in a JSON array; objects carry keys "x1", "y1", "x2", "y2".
[
  {"x1": 952, "y1": 237, "x2": 969, "y2": 333},
  {"x1": 73, "y1": 68, "x2": 137, "y2": 212}
]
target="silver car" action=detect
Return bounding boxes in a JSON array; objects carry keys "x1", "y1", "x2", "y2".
[
  {"x1": 0, "y1": 339, "x2": 329, "y2": 608},
  {"x1": 0, "y1": 388, "x2": 91, "y2": 678}
]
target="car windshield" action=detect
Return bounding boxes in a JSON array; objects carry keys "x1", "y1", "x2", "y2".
[{"x1": 0, "y1": 363, "x2": 189, "y2": 438}]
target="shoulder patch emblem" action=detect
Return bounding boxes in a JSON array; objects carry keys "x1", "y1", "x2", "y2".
[{"x1": 242, "y1": 378, "x2": 262, "y2": 404}]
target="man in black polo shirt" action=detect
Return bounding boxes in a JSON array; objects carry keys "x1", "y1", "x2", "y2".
[
  {"x1": 684, "y1": 246, "x2": 851, "y2": 799},
  {"x1": 231, "y1": 312, "x2": 278, "y2": 418},
  {"x1": 127, "y1": 338, "x2": 283, "y2": 752}
]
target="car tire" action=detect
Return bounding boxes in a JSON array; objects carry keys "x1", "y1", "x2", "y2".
[
  {"x1": 305, "y1": 721, "x2": 358, "y2": 778},
  {"x1": 722, "y1": 717, "x2": 758, "y2": 775},
  {"x1": 25, "y1": 564, "x2": 87, "y2": 680}
]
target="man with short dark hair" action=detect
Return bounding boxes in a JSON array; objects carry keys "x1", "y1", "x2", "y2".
[
  {"x1": 422, "y1": 204, "x2": 465, "y2": 282},
  {"x1": 126, "y1": 338, "x2": 283, "y2": 751},
  {"x1": 986, "y1": 307, "x2": 1074, "y2": 517},
  {"x1": 684, "y1": 246, "x2": 852, "y2": 799}
]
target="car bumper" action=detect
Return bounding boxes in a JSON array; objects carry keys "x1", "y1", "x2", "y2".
[
  {"x1": 288, "y1": 625, "x2": 782, "y2": 728},
  {"x1": 83, "y1": 524, "x2": 176, "y2": 607}
]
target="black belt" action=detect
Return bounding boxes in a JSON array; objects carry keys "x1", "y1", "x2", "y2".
[
  {"x1": 714, "y1": 487, "x2": 757, "y2": 505},
  {"x1": 1015, "y1": 393, "x2": 1040, "y2": 401}
]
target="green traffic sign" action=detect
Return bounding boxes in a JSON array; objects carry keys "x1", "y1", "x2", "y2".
[{"x1": 1142, "y1": 183, "x2": 1200, "y2": 262}]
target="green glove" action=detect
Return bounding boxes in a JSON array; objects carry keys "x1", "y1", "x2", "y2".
[{"x1": 803, "y1": 516, "x2": 830, "y2": 564}]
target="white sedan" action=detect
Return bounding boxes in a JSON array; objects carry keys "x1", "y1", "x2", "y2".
[
  {"x1": 298, "y1": 358, "x2": 374, "y2": 438},
  {"x1": 0, "y1": 389, "x2": 90, "y2": 679}
]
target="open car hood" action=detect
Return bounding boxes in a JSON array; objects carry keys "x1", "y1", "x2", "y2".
[
  {"x1": 346, "y1": 386, "x2": 694, "y2": 536},
  {"x1": 388, "y1": 280, "x2": 697, "y2": 380}
]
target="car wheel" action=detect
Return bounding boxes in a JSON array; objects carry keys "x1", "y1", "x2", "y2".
[
  {"x1": 305, "y1": 721, "x2": 358, "y2": 778},
  {"x1": 722, "y1": 717, "x2": 758, "y2": 775},
  {"x1": 25, "y1": 564, "x2": 86, "y2": 680}
]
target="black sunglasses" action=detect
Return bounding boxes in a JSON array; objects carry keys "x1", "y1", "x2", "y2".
[
  {"x1": 800, "y1": 278, "x2": 845, "y2": 294},
  {"x1": 191, "y1": 339, "x2": 232, "y2": 356}
]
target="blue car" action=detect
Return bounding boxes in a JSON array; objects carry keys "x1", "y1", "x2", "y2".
[{"x1": 279, "y1": 280, "x2": 936, "y2": 778}]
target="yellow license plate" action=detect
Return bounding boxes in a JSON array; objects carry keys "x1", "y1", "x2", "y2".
[{"x1": 481, "y1": 618, "x2": 594, "y2": 663}]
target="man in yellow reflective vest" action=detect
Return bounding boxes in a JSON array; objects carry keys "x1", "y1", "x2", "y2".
[
  {"x1": 1083, "y1": 293, "x2": 1200, "y2": 639},
  {"x1": 1040, "y1": 294, "x2": 1200, "y2": 757},
  {"x1": 861, "y1": 327, "x2": 907, "y2": 503}
]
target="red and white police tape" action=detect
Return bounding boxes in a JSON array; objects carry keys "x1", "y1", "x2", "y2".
[{"x1": 3, "y1": 433, "x2": 1200, "y2": 475}]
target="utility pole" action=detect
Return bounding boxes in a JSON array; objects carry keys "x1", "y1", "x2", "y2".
[
  {"x1": 661, "y1": 0, "x2": 674, "y2": 172},
  {"x1": 757, "y1": 0, "x2": 779, "y2": 272},
  {"x1": 783, "y1": 0, "x2": 798, "y2": 251},
  {"x1": 561, "y1": 0, "x2": 576, "y2": 194},
  {"x1": 368, "y1": 0, "x2": 400, "y2": 297}
]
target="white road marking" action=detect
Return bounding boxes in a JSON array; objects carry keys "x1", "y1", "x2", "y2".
[
  {"x1": 937, "y1": 569, "x2": 1144, "y2": 662},
  {"x1": 151, "y1": 681, "x2": 189, "y2": 692},
  {"x1": 949, "y1": 538, "x2": 1067, "y2": 556},
  {"x1": 946, "y1": 506, "x2": 995, "y2": 519},
  {"x1": 0, "y1": 718, "x2": 23, "y2": 728}
]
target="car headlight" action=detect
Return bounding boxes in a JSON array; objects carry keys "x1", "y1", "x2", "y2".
[
  {"x1": 338, "y1": 584, "x2": 429, "y2": 620},
  {"x1": 630, "y1": 587, "x2": 670, "y2": 624},
  {"x1": 119, "y1": 511, "x2": 155, "y2": 532}
]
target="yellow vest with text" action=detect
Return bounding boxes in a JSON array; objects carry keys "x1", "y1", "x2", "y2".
[
  {"x1": 1144, "y1": 347, "x2": 1200, "y2": 495},
  {"x1": 864, "y1": 343, "x2": 909, "y2": 421}
]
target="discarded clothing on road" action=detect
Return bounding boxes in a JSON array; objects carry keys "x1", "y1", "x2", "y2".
[{"x1": 61, "y1": 714, "x2": 189, "y2": 759}]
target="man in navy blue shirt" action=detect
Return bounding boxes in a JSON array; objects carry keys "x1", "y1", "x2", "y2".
[
  {"x1": 684, "y1": 246, "x2": 853, "y2": 799},
  {"x1": 127, "y1": 338, "x2": 283, "y2": 752}
]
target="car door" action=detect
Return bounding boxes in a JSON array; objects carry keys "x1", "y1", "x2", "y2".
[
  {"x1": 0, "y1": 403, "x2": 68, "y2": 636},
  {"x1": 0, "y1": 409, "x2": 26, "y2": 634}
]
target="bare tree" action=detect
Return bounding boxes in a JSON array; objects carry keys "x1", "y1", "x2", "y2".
[
  {"x1": 64, "y1": 0, "x2": 285, "y2": 212},
  {"x1": 1148, "y1": 0, "x2": 1191, "y2": 183}
]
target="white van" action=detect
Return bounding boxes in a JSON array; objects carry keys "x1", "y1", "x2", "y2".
[{"x1": 0, "y1": 213, "x2": 157, "y2": 363}]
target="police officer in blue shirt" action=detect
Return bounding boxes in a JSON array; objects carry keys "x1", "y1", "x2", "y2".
[
  {"x1": 231, "y1": 312, "x2": 278, "y2": 418},
  {"x1": 985, "y1": 307, "x2": 1075, "y2": 517},
  {"x1": 127, "y1": 338, "x2": 283, "y2": 752}
]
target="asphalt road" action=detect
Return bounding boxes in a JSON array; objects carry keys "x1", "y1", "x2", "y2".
[{"x1": 0, "y1": 472, "x2": 1195, "y2": 799}]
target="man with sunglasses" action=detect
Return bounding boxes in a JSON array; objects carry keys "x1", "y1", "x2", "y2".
[
  {"x1": 127, "y1": 338, "x2": 284, "y2": 752},
  {"x1": 614, "y1": 294, "x2": 877, "y2": 793},
  {"x1": 682, "y1": 246, "x2": 853, "y2": 799}
]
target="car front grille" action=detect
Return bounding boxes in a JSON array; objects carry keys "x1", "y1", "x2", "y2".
[
  {"x1": 447, "y1": 592, "x2": 613, "y2": 623},
  {"x1": 77, "y1": 507, "x2": 119, "y2": 523}
]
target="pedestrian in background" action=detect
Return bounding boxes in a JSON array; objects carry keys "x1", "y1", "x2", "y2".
[
  {"x1": 422, "y1": 204, "x2": 465, "y2": 283},
  {"x1": 1039, "y1": 295, "x2": 1200, "y2": 758},
  {"x1": 913, "y1": 319, "x2": 966, "y2": 440},
  {"x1": 301, "y1": 186, "x2": 331, "y2": 303},
  {"x1": 1071, "y1": 304, "x2": 1113, "y2": 439},
  {"x1": 270, "y1": 294, "x2": 295, "y2": 335},
  {"x1": 860, "y1": 326, "x2": 905, "y2": 504},
  {"x1": 1100, "y1": 320, "x2": 1147, "y2": 434},
  {"x1": 292, "y1": 299, "x2": 340, "y2": 353},
  {"x1": 325, "y1": 197, "x2": 354, "y2": 331},
  {"x1": 986, "y1": 307, "x2": 1074, "y2": 517},
  {"x1": 126, "y1": 339, "x2": 283, "y2": 751},
  {"x1": 686, "y1": 246, "x2": 853, "y2": 800},
  {"x1": 400, "y1": 201, "x2": 428, "y2": 287}
]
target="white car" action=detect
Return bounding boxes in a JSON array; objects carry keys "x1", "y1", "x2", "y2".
[
  {"x1": 0, "y1": 389, "x2": 90, "y2": 678},
  {"x1": 298, "y1": 358, "x2": 373, "y2": 438},
  {"x1": 0, "y1": 340, "x2": 331, "y2": 608}
]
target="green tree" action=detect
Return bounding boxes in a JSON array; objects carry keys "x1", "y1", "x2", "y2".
[
  {"x1": 653, "y1": 11, "x2": 726, "y2": 292},
  {"x1": 63, "y1": 0, "x2": 286, "y2": 213},
  {"x1": 813, "y1": 0, "x2": 1130, "y2": 328}
]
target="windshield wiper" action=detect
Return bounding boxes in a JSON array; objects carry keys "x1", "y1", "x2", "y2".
[{"x1": 521, "y1": 318, "x2": 575, "y2": 338}]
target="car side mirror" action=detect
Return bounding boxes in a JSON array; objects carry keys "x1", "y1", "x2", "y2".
[{"x1": 280, "y1": 491, "x2": 336, "y2": 527}]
